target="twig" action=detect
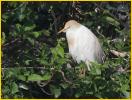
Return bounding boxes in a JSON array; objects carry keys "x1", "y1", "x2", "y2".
[
  {"x1": 2, "y1": 67, "x2": 72, "y2": 84},
  {"x1": 2, "y1": 67, "x2": 46, "y2": 70},
  {"x1": 51, "y1": 10, "x2": 57, "y2": 36},
  {"x1": 115, "y1": 66, "x2": 130, "y2": 73},
  {"x1": 12, "y1": 3, "x2": 26, "y2": 11},
  {"x1": 37, "y1": 71, "x2": 53, "y2": 87},
  {"x1": 110, "y1": 50, "x2": 128, "y2": 57},
  {"x1": 96, "y1": 29, "x2": 105, "y2": 38},
  {"x1": 40, "y1": 87, "x2": 52, "y2": 96},
  {"x1": 3, "y1": 38, "x2": 20, "y2": 47},
  {"x1": 72, "y1": 2, "x2": 82, "y2": 15},
  {"x1": 59, "y1": 70, "x2": 72, "y2": 84},
  {"x1": 95, "y1": 3, "x2": 120, "y2": 22},
  {"x1": 37, "y1": 81, "x2": 50, "y2": 87}
]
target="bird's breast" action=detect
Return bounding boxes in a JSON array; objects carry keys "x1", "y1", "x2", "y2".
[
  {"x1": 66, "y1": 30, "x2": 78, "y2": 49},
  {"x1": 67, "y1": 36, "x2": 76, "y2": 48},
  {"x1": 66, "y1": 26, "x2": 98, "y2": 63}
]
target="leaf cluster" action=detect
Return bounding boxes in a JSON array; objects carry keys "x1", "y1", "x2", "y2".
[{"x1": 2, "y1": 2, "x2": 130, "y2": 99}]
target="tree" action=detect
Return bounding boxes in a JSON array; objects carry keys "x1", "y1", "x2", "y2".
[{"x1": 2, "y1": 1, "x2": 130, "y2": 98}]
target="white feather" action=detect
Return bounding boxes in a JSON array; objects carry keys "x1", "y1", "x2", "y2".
[{"x1": 66, "y1": 24, "x2": 105, "y2": 70}]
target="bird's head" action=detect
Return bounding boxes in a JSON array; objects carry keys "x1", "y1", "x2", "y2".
[{"x1": 58, "y1": 20, "x2": 81, "y2": 33}]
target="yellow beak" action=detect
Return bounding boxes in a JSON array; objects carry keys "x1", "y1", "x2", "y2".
[
  {"x1": 58, "y1": 26, "x2": 70, "y2": 33},
  {"x1": 58, "y1": 28, "x2": 66, "y2": 33}
]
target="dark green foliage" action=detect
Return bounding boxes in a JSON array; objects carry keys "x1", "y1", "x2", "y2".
[{"x1": 2, "y1": 1, "x2": 130, "y2": 99}]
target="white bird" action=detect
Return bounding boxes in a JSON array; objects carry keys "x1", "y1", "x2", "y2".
[{"x1": 58, "y1": 20, "x2": 105, "y2": 71}]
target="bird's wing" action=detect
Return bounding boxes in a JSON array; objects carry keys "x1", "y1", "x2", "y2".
[{"x1": 95, "y1": 39, "x2": 105, "y2": 64}]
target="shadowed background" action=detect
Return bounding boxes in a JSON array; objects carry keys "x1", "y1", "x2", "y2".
[{"x1": 2, "y1": 1, "x2": 130, "y2": 99}]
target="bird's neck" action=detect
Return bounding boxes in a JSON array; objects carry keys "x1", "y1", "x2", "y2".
[
  {"x1": 66, "y1": 25, "x2": 82, "y2": 37},
  {"x1": 66, "y1": 25, "x2": 82, "y2": 49}
]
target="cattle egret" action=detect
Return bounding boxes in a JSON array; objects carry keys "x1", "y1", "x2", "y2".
[{"x1": 58, "y1": 20, "x2": 105, "y2": 71}]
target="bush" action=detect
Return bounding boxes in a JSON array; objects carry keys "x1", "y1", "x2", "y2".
[{"x1": 2, "y1": 1, "x2": 130, "y2": 98}]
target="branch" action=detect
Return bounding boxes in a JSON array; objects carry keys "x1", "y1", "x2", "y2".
[
  {"x1": 110, "y1": 50, "x2": 128, "y2": 57},
  {"x1": 2, "y1": 38, "x2": 21, "y2": 47},
  {"x1": 39, "y1": 87, "x2": 52, "y2": 96},
  {"x1": 2, "y1": 67, "x2": 46, "y2": 70},
  {"x1": 59, "y1": 70, "x2": 72, "y2": 84},
  {"x1": 51, "y1": 10, "x2": 57, "y2": 37}
]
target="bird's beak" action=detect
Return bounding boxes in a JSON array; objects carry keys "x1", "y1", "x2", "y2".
[
  {"x1": 58, "y1": 26, "x2": 70, "y2": 34},
  {"x1": 58, "y1": 28, "x2": 66, "y2": 34}
]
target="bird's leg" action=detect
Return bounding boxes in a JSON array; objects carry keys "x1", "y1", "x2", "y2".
[
  {"x1": 86, "y1": 61, "x2": 91, "y2": 71},
  {"x1": 79, "y1": 61, "x2": 91, "y2": 77},
  {"x1": 87, "y1": 65, "x2": 91, "y2": 71},
  {"x1": 79, "y1": 67, "x2": 86, "y2": 78}
]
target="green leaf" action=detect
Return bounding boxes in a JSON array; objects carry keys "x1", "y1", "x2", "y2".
[
  {"x1": 43, "y1": 29, "x2": 50, "y2": 36},
  {"x1": 122, "y1": 91, "x2": 130, "y2": 98},
  {"x1": 28, "y1": 74, "x2": 43, "y2": 81},
  {"x1": 42, "y1": 73, "x2": 52, "y2": 80},
  {"x1": 2, "y1": 14, "x2": 9, "y2": 20},
  {"x1": 56, "y1": 58, "x2": 66, "y2": 65},
  {"x1": 40, "y1": 59, "x2": 50, "y2": 65},
  {"x1": 25, "y1": 60, "x2": 32, "y2": 65},
  {"x1": 24, "y1": 71, "x2": 30, "y2": 76},
  {"x1": 2, "y1": 14, "x2": 9, "y2": 22},
  {"x1": 2, "y1": 32, "x2": 6, "y2": 44},
  {"x1": 120, "y1": 84, "x2": 129, "y2": 92},
  {"x1": 19, "y1": 14, "x2": 25, "y2": 22},
  {"x1": 17, "y1": 75, "x2": 26, "y2": 81},
  {"x1": 57, "y1": 44, "x2": 64, "y2": 58},
  {"x1": 105, "y1": 16, "x2": 120, "y2": 27},
  {"x1": 27, "y1": 37, "x2": 34, "y2": 45},
  {"x1": 75, "y1": 92, "x2": 81, "y2": 98},
  {"x1": 24, "y1": 24, "x2": 36, "y2": 31},
  {"x1": 51, "y1": 48, "x2": 57, "y2": 58},
  {"x1": 60, "y1": 83, "x2": 69, "y2": 89},
  {"x1": 50, "y1": 85, "x2": 61, "y2": 98},
  {"x1": 3, "y1": 86, "x2": 10, "y2": 94},
  {"x1": 90, "y1": 63, "x2": 101, "y2": 75},
  {"x1": 11, "y1": 82, "x2": 19, "y2": 94},
  {"x1": 32, "y1": 31, "x2": 41, "y2": 38},
  {"x1": 16, "y1": 23, "x2": 22, "y2": 32},
  {"x1": 28, "y1": 73, "x2": 51, "y2": 81}
]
